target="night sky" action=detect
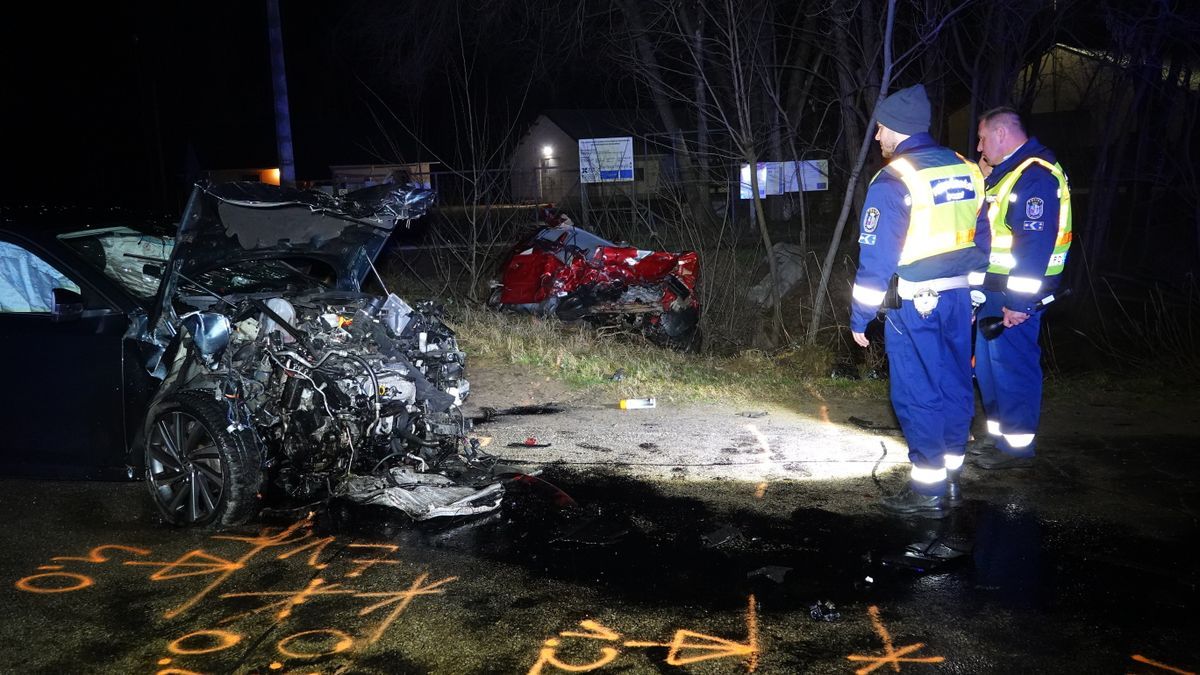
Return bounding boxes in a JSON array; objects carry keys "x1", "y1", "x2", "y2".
[{"x1": 2, "y1": 2, "x2": 612, "y2": 215}]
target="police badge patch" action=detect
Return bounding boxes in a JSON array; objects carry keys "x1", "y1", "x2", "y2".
[
  {"x1": 863, "y1": 207, "x2": 880, "y2": 233},
  {"x1": 1026, "y1": 197, "x2": 1044, "y2": 219}
]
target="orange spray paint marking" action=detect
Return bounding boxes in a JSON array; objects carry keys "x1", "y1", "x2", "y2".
[
  {"x1": 168, "y1": 629, "x2": 242, "y2": 655},
  {"x1": 527, "y1": 645, "x2": 621, "y2": 674},
  {"x1": 220, "y1": 578, "x2": 354, "y2": 623},
  {"x1": 845, "y1": 605, "x2": 944, "y2": 674},
  {"x1": 36, "y1": 565, "x2": 64, "y2": 570},
  {"x1": 625, "y1": 595, "x2": 759, "y2": 671},
  {"x1": 16, "y1": 572, "x2": 94, "y2": 593},
  {"x1": 276, "y1": 535, "x2": 337, "y2": 570},
  {"x1": 344, "y1": 543, "x2": 401, "y2": 578},
  {"x1": 128, "y1": 518, "x2": 310, "y2": 619},
  {"x1": 356, "y1": 572, "x2": 458, "y2": 644},
  {"x1": 561, "y1": 620, "x2": 620, "y2": 641},
  {"x1": 1132, "y1": 654, "x2": 1195, "y2": 675},
  {"x1": 53, "y1": 544, "x2": 150, "y2": 563},
  {"x1": 157, "y1": 658, "x2": 172, "y2": 665},
  {"x1": 269, "y1": 662, "x2": 284, "y2": 670},
  {"x1": 276, "y1": 629, "x2": 353, "y2": 659}
]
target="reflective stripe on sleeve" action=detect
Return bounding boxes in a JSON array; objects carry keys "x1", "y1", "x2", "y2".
[
  {"x1": 852, "y1": 284, "x2": 887, "y2": 306},
  {"x1": 1007, "y1": 276, "x2": 1043, "y2": 294}
]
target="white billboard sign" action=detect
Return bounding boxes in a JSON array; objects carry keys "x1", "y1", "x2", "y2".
[{"x1": 579, "y1": 137, "x2": 635, "y2": 183}]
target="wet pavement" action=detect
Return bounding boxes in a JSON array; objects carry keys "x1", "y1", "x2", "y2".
[{"x1": 1, "y1": 401, "x2": 1197, "y2": 674}]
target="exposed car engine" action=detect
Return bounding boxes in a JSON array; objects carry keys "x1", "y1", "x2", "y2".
[{"x1": 145, "y1": 288, "x2": 505, "y2": 526}]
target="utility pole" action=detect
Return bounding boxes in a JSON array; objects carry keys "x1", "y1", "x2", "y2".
[{"x1": 267, "y1": 0, "x2": 296, "y2": 187}]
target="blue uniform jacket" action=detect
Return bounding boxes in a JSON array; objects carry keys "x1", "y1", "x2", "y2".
[
  {"x1": 982, "y1": 137, "x2": 1063, "y2": 313},
  {"x1": 850, "y1": 134, "x2": 991, "y2": 332}
]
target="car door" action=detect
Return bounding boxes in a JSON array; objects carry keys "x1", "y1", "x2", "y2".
[{"x1": 0, "y1": 237, "x2": 130, "y2": 478}]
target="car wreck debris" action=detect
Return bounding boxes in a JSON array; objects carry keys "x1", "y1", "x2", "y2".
[
  {"x1": 489, "y1": 208, "x2": 701, "y2": 349},
  {"x1": 104, "y1": 181, "x2": 525, "y2": 527}
]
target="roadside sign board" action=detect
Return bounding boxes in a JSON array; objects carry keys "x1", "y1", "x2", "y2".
[{"x1": 579, "y1": 137, "x2": 635, "y2": 183}]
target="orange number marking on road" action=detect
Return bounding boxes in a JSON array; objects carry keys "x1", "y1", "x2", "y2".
[
  {"x1": 219, "y1": 577, "x2": 356, "y2": 623},
  {"x1": 52, "y1": 544, "x2": 151, "y2": 563},
  {"x1": 356, "y1": 572, "x2": 458, "y2": 644},
  {"x1": 276, "y1": 628, "x2": 354, "y2": 659},
  {"x1": 845, "y1": 605, "x2": 944, "y2": 674},
  {"x1": 530, "y1": 595, "x2": 759, "y2": 673},
  {"x1": 345, "y1": 543, "x2": 401, "y2": 578},
  {"x1": 15, "y1": 572, "x2": 94, "y2": 593}
]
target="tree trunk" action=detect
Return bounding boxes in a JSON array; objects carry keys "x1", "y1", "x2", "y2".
[{"x1": 806, "y1": 0, "x2": 898, "y2": 344}]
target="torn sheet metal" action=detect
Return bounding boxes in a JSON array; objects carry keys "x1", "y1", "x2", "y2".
[{"x1": 339, "y1": 468, "x2": 505, "y2": 520}]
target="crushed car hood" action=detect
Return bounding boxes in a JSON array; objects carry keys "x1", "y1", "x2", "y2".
[
  {"x1": 141, "y1": 181, "x2": 434, "y2": 376},
  {"x1": 166, "y1": 181, "x2": 432, "y2": 292}
]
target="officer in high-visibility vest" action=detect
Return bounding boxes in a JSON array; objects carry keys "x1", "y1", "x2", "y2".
[
  {"x1": 850, "y1": 84, "x2": 991, "y2": 518},
  {"x1": 969, "y1": 107, "x2": 1072, "y2": 469}
]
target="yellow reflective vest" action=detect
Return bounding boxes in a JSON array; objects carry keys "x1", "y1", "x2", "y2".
[
  {"x1": 883, "y1": 153, "x2": 985, "y2": 266},
  {"x1": 986, "y1": 157, "x2": 1072, "y2": 277}
]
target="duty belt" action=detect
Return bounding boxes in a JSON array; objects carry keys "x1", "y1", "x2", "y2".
[{"x1": 897, "y1": 275, "x2": 969, "y2": 300}]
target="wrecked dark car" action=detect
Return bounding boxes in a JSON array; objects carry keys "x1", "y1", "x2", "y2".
[
  {"x1": 0, "y1": 182, "x2": 517, "y2": 527},
  {"x1": 488, "y1": 208, "x2": 700, "y2": 348}
]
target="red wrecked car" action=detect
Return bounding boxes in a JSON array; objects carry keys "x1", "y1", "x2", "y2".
[{"x1": 488, "y1": 207, "x2": 700, "y2": 349}]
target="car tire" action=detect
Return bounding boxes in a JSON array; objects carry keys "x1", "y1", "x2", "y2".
[{"x1": 144, "y1": 391, "x2": 261, "y2": 527}]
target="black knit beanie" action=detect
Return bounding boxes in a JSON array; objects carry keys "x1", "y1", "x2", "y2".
[{"x1": 875, "y1": 84, "x2": 931, "y2": 135}]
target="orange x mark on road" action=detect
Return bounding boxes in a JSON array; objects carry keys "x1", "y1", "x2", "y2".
[{"x1": 846, "y1": 606, "x2": 944, "y2": 674}]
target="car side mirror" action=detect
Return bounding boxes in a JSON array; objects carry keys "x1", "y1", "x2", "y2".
[{"x1": 51, "y1": 287, "x2": 85, "y2": 322}]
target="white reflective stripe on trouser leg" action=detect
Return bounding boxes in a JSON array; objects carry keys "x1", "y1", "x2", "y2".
[
  {"x1": 852, "y1": 283, "x2": 887, "y2": 306},
  {"x1": 1003, "y1": 433, "x2": 1035, "y2": 449},
  {"x1": 944, "y1": 454, "x2": 964, "y2": 471},
  {"x1": 967, "y1": 271, "x2": 985, "y2": 285},
  {"x1": 987, "y1": 420, "x2": 1001, "y2": 435},
  {"x1": 910, "y1": 465, "x2": 948, "y2": 485}
]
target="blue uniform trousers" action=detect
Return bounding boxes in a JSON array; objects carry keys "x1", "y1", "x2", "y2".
[
  {"x1": 974, "y1": 289, "x2": 1042, "y2": 456},
  {"x1": 883, "y1": 287, "x2": 974, "y2": 494}
]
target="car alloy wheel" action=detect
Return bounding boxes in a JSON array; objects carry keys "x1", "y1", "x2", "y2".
[{"x1": 144, "y1": 392, "x2": 260, "y2": 527}]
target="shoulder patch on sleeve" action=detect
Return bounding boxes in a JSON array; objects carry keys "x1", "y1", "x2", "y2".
[
  {"x1": 863, "y1": 207, "x2": 880, "y2": 233},
  {"x1": 858, "y1": 233, "x2": 877, "y2": 246},
  {"x1": 1025, "y1": 197, "x2": 1044, "y2": 219}
]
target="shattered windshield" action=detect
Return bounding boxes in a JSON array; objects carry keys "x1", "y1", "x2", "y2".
[
  {"x1": 58, "y1": 227, "x2": 173, "y2": 300},
  {"x1": 186, "y1": 259, "x2": 333, "y2": 295}
]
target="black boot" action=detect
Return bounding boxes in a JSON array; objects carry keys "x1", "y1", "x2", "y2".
[
  {"x1": 966, "y1": 435, "x2": 997, "y2": 456},
  {"x1": 972, "y1": 446, "x2": 1034, "y2": 470},
  {"x1": 946, "y1": 469, "x2": 963, "y2": 507},
  {"x1": 880, "y1": 484, "x2": 947, "y2": 519}
]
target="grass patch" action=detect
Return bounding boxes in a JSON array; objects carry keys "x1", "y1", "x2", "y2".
[{"x1": 447, "y1": 307, "x2": 887, "y2": 406}]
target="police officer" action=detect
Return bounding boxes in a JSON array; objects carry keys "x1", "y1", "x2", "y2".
[
  {"x1": 969, "y1": 107, "x2": 1072, "y2": 469},
  {"x1": 850, "y1": 84, "x2": 990, "y2": 518}
]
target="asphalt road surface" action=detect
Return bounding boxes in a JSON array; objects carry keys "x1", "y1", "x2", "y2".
[{"x1": 0, "y1": 372, "x2": 1196, "y2": 674}]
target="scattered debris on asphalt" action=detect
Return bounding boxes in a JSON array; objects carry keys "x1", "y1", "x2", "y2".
[
  {"x1": 848, "y1": 416, "x2": 902, "y2": 433},
  {"x1": 701, "y1": 525, "x2": 743, "y2": 548},
  {"x1": 738, "y1": 410, "x2": 769, "y2": 418},
  {"x1": 507, "y1": 437, "x2": 552, "y2": 448},
  {"x1": 619, "y1": 397, "x2": 656, "y2": 410},
  {"x1": 809, "y1": 600, "x2": 841, "y2": 622},
  {"x1": 747, "y1": 565, "x2": 792, "y2": 583}
]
